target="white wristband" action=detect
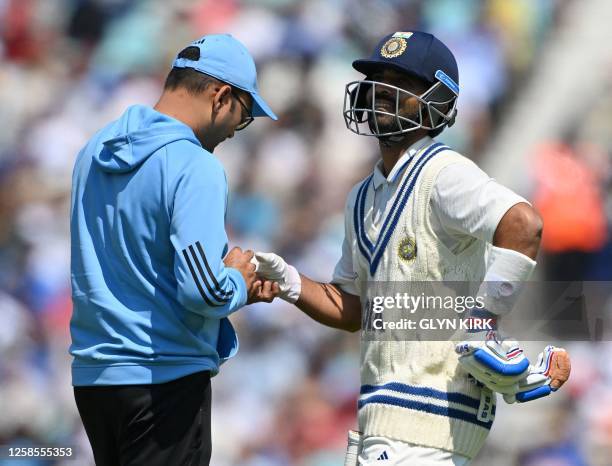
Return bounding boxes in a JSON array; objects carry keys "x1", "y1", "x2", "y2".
[
  {"x1": 477, "y1": 246, "x2": 536, "y2": 316},
  {"x1": 284, "y1": 264, "x2": 301, "y2": 303}
]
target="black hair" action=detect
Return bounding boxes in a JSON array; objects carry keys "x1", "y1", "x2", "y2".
[{"x1": 164, "y1": 46, "x2": 224, "y2": 95}]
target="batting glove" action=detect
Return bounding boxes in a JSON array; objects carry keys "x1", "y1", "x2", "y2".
[
  {"x1": 502, "y1": 345, "x2": 571, "y2": 404},
  {"x1": 455, "y1": 332, "x2": 531, "y2": 393},
  {"x1": 252, "y1": 252, "x2": 301, "y2": 303}
]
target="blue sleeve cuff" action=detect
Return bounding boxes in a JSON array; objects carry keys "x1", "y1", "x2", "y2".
[{"x1": 226, "y1": 267, "x2": 248, "y2": 310}]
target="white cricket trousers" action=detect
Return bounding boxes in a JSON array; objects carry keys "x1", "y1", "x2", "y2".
[{"x1": 345, "y1": 432, "x2": 471, "y2": 466}]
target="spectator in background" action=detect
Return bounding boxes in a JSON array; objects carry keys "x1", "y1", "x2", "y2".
[{"x1": 533, "y1": 142, "x2": 607, "y2": 281}]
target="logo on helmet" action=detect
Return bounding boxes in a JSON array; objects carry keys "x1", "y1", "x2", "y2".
[{"x1": 381, "y1": 37, "x2": 407, "y2": 59}]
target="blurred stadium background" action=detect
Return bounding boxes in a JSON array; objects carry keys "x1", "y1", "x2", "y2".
[{"x1": 1, "y1": 0, "x2": 612, "y2": 465}]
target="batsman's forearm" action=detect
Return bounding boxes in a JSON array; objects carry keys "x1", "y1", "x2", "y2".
[{"x1": 295, "y1": 275, "x2": 361, "y2": 332}]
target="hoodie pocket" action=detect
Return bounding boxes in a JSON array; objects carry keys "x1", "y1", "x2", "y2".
[{"x1": 217, "y1": 317, "x2": 239, "y2": 363}]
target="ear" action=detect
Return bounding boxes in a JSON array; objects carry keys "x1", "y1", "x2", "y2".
[{"x1": 211, "y1": 84, "x2": 232, "y2": 113}]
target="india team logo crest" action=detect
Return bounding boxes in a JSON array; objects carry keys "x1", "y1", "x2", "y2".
[
  {"x1": 398, "y1": 236, "x2": 417, "y2": 261},
  {"x1": 381, "y1": 37, "x2": 407, "y2": 58}
]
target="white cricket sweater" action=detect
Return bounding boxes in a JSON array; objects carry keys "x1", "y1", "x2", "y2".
[{"x1": 347, "y1": 141, "x2": 496, "y2": 459}]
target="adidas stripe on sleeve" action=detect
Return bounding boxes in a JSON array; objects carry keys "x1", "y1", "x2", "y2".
[{"x1": 170, "y1": 156, "x2": 248, "y2": 317}]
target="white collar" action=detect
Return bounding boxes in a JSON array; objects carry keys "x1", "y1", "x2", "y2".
[{"x1": 372, "y1": 136, "x2": 434, "y2": 190}]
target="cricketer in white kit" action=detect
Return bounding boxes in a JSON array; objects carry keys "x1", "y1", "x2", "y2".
[{"x1": 253, "y1": 31, "x2": 571, "y2": 465}]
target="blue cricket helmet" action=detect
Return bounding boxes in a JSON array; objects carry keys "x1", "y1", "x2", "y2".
[{"x1": 344, "y1": 31, "x2": 459, "y2": 139}]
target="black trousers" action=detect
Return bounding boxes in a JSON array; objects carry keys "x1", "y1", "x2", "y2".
[{"x1": 74, "y1": 371, "x2": 212, "y2": 466}]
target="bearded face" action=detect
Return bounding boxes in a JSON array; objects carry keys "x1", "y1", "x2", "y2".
[
  {"x1": 365, "y1": 81, "x2": 423, "y2": 135},
  {"x1": 343, "y1": 67, "x2": 458, "y2": 138}
]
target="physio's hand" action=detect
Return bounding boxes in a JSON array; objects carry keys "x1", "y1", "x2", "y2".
[
  {"x1": 502, "y1": 346, "x2": 571, "y2": 403},
  {"x1": 252, "y1": 252, "x2": 301, "y2": 303},
  {"x1": 247, "y1": 280, "x2": 280, "y2": 304},
  {"x1": 224, "y1": 247, "x2": 258, "y2": 292},
  {"x1": 456, "y1": 332, "x2": 531, "y2": 393}
]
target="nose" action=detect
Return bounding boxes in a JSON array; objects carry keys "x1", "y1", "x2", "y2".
[
  {"x1": 375, "y1": 87, "x2": 394, "y2": 101},
  {"x1": 365, "y1": 85, "x2": 392, "y2": 103},
  {"x1": 366, "y1": 87, "x2": 391, "y2": 102}
]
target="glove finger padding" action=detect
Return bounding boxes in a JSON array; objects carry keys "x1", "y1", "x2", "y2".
[
  {"x1": 456, "y1": 336, "x2": 530, "y2": 392},
  {"x1": 503, "y1": 346, "x2": 571, "y2": 404},
  {"x1": 502, "y1": 373, "x2": 550, "y2": 403}
]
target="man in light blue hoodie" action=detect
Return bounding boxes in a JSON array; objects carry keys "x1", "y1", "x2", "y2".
[{"x1": 70, "y1": 34, "x2": 278, "y2": 466}]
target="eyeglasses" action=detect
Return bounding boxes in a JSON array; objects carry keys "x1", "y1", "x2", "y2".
[{"x1": 231, "y1": 91, "x2": 254, "y2": 131}]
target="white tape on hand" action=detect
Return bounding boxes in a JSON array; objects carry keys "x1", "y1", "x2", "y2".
[
  {"x1": 254, "y1": 252, "x2": 301, "y2": 303},
  {"x1": 250, "y1": 256, "x2": 259, "y2": 272}
]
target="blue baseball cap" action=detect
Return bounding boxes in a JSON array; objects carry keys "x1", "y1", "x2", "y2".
[
  {"x1": 352, "y1": 31, "x2": 459, "y2": 96},
  {"x1": 173, "y1": 34, "x2": 277, "y2": 120}
]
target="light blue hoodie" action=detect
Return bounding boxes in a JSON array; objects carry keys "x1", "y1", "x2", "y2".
[{"x1": 70, "y1": 105, "x2": 247, "y2": 386}]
